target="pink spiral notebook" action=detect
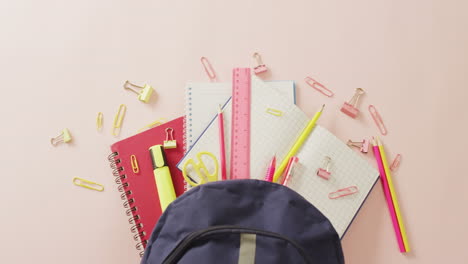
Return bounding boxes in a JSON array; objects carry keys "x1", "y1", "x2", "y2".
[{"x1": 108, "y1": 117, "x2": 186, "y2": 257}]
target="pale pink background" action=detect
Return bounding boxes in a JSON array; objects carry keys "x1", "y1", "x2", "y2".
[{"x1": 1, "y1": 0, "x2": 467, "y2": 263}]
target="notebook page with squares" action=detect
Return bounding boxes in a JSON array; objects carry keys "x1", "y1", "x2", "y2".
[
  {"x1": 179, "y1": 75, "x2": 379, "y2": 237},
  {"x1": 180, "y1": 77, "x2": 302, "y2": 180},
  {"x1": 184, "y1": 81, "x2": 295, "y2": 149},
  {"x1": 288, "y1": 126, "x2": 379, "y2": 237}
]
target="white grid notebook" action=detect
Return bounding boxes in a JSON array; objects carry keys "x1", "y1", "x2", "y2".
[
  {"x1": 179, "y1": 75, "x2": 379, "y2": 237},
  {"x1": 184, "y1": 81, "x2": 295, "y2": 149}
]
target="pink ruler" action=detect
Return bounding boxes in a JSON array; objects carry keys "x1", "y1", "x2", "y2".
[{"x1": 230, "y1": 68, "x2": 251, "y2": 179}]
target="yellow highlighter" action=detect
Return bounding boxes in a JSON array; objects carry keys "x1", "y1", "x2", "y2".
[{"x1": 149, "y1": 145, "x2": 176, "y2": 212}]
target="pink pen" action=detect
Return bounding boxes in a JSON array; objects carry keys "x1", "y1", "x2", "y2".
[
  {"x1": 264, "y1": 156, "x2": 276, "y2": 182},
  {"x1": 372, "y1": 139, "x2": 405, "y2": 252},
  {"x1": 218, "y1": 105, "x2": 227, "y2": 180},
  {"x1": 282, "y1": 157, "x2": 299, "y2": 186}
]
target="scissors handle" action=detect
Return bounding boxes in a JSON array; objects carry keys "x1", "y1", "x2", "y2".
[{"x1": 182, "y1": 152, "x2": 219, "y2": 187}]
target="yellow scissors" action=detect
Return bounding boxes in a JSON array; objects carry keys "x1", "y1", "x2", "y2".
[{"x1": 182, "y1": 152, "x2": 219, "y2": 187}]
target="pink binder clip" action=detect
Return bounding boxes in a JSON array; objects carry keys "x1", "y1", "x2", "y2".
[
  {"x1": 305, "y1": 76, "x2": 334, "y2": 97},
  {"x1": 317, "y1": 156, "x2": 332, "y2": 180},
  {"x1": 347, "y1": 139, "x2": 370, "y2": 153},
  {"x1": 390, "y1": 154, "x2": 401, "y2": 171},
  {"x1": 368, "y1": 105, "x2": 388, "y2": 135},
  {"x1": 252, "y1": 52, "x2": 267, "y2": 74},
  {"x1": 200, "y1": 57, "x2": 217, "y2": 82},
  {"x1": 341, "y1": 88, "x2": 365, "y2": 118},
  {"x1": 329, "y1": 186, "x2": 359, "y2": 199}
]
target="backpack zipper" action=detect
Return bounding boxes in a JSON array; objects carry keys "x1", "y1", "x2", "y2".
[{"x1": 162, "y1": 225, "x2": 311, "y2": 264}]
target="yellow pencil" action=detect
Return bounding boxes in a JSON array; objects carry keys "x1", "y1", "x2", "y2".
[
  {"x1": 377, "y1": 137, "x2": 410, "y2": 252},
  {"x1": 273, "y1": 104, "x2": 325, "y2": 182}
]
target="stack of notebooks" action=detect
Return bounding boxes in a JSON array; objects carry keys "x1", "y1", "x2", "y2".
[{"x1": 108, "y1": 75, "x2": 379, "y2": 257}]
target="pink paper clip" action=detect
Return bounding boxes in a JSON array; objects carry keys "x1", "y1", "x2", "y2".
[
  {"x1": 200, "y1": 56, "x2": 217, "y2": 82},
  {"x1": 305, "y1": 77, "x2": 334, "y2": 97},
  {"x1": 317, "y1": 156, "x2": 332, "y2": 180},
  {"x1": 329, "y1": 186, "x2": 359, "y2": 199},
  {"x1": 341, "y1": 88, "x2": 365, "y2": 118},
  {"x1": 390, "y1": 154, "x2": 401, "y2": 171},
  {"x1": 253, "y1": 52, "x2": 268, "y2": 74},
  {"x1": 368, "y1": 105, "x2": 388, "y2": 135},
  {"x1": 347, "y1": 139, "x2": 370, "y2": 153},
  {"x1": 282, "y1": 156, "x2": 299, "y2": 186}
]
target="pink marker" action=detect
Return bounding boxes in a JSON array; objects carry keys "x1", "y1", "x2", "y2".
[
  {"x1": 218, "y1": 105, "x2": 227, "y2": 180},
  {"x1": 372, "y1": 139, "x2": 406, "y2": 252},
  {"x1": 264, "y1": 156, "x2": 276, "y2": 182},
  {"x1": 282, "y1": 157, "x2": 299, "y2": 186}
]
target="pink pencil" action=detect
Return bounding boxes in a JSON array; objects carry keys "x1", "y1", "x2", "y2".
[
  {"x1": 218, "y1": 105, "x2": 227, "y2": 180},
  {"x1": 264, "y1": 156, "x2": 276, "y2": 182},
  {"x1": 372, "y1": 139, "x2": 406, "y2": 252}
]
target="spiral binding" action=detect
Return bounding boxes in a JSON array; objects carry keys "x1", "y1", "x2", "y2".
[
  {"x1": 108, "y1": 152, "x2": 147, "y2": 257},
  {"x1": 182, "y1": 107, "x2": 190, "y2": 193}
]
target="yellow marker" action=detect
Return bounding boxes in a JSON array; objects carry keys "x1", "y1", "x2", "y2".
[
  {"x1": 73, "y1": 177, "x2": 104, "y2": 192},
  {"x1": 96, "y1": 112, "x2": 103, "y2": 131},
  {"x1": 149, "y1": 145, "x2": 176, "y2": 212},
  {"x1": 124, "y1": 80, "x2": 155, "y2": 103},
  {"x1": 273, "y1": 105, "x2": 325, "y2": 182},
  {"x1": 378, "y1": 137, "x2": 410, "y2": 252},
  {"x1": 50, "y1": 128, "x2": 72, "y2": 146},
  {"x1": 112, "y1": 104, "x2": 126, "y2": 136}
]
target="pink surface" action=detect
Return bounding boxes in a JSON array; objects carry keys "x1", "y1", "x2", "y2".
[
  {"x1": 372, "y1": 145, "x2": 406, "y2": 252},
  {"x1": 1, "y1": 0, "x2": 467, "y2": 263}
]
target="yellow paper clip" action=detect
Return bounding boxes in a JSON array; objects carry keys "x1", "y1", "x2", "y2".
[
  {"x1": 130, "y1": 155, "x2": 140, "y2": 174},
  {"x1": 137, "y1": 118, "x2": 167, "y2": 133},
  {"x1": 96, "y1": 112, "x2": 103, "y2": 131},
  {"x1": 50, "y1": 128, "x2": 72, "y2": 146},
  {"x1": 112, "y1": 104, "x2": 127, "y2": 136},
  {"x1": 73, "y1": 177, "x2": 104, "y2": 192},
  {"x1": 163, "y1": 127, "x2": 177, "y2": 149},
  {"x1": 266, "y1": 108, "x2": 283, "y2": 116},
  {"x1": 124, "y1": 80, "x2": 154, "y2": 103}
]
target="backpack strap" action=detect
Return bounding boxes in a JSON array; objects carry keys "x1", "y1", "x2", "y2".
[{"x1": 238, "y1": 233, "x2": 256, "y2": 264}]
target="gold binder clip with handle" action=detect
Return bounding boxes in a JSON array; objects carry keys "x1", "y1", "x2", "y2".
[
  {"x1": 163, "y1": 127, "x2": 177, "y2": 149},
  {"x1": 124, "y1": 80, "x2": 154, "y2": 103},
  {"x1": 51, "y1": 128, "x2": 72, "y2": 146}
]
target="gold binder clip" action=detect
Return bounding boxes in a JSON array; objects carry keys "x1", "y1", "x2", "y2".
[
  {"x1": 124, "y1": 80, "x2": 154, "y2": 103},
  {"x1": 137, "y1": 118, "x2": 167, "y2": 133},
  {"x1": 130, "y1": 155, "x2": 140, "y2": 174},
  {"x1": 50, "y1": 128, "x2": 72, "y2": 146},
  {"x1": 163, "y1": 127, "x2": 177, "y2": 149},
  {"x1": 73, "y1": 177, "x2": 104, "y2": 192},
  {"x1": 96, "y1": 112, "x2": 103, "y2": 131},
  {"x1": 112, "y1": 104, "x2": 127, "y2": 136}
]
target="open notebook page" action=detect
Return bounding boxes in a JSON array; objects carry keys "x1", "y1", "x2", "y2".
[
  {"x1": 185, "y1": 81, "x2": 295, "y2": 149},
  {"x1": 179, "y1": 75, "x2": 379, "y2": 237}
]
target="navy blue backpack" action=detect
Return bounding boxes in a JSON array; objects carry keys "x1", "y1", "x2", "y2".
[{"x1": 141, "y1": 180, "x2": 344, "y2": 264}]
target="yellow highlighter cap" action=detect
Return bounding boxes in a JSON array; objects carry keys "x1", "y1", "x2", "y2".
[{"x1": 149, "y1": 145, "x2": 168, "y2": 169}]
